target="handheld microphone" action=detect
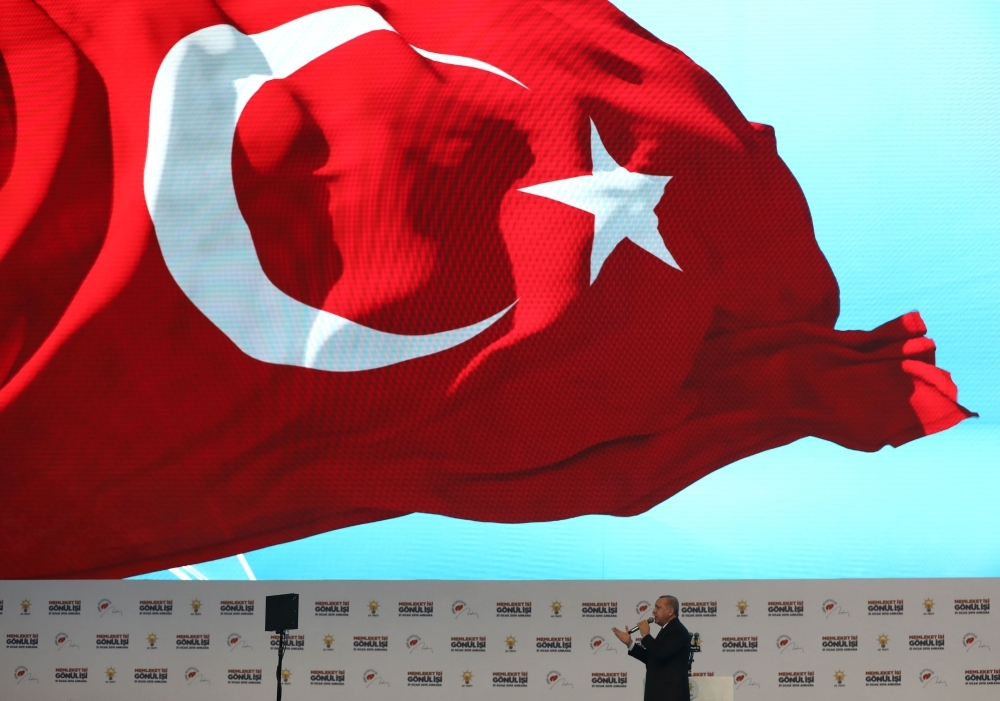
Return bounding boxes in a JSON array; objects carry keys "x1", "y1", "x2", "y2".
[{"x1": 628, "y1": 617, "x2": 655, "y2": 634}]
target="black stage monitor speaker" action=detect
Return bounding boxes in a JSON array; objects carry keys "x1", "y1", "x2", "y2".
[{"x1": 265, "y1": 593, "x2": 299, "y2": 631}]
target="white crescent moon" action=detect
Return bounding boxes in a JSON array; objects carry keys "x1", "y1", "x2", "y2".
[{"x1": 144, "y1": 6, "x2": 524, "y2": 371}]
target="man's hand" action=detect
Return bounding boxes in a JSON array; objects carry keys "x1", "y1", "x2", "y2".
[
  {"x1": 638, "y1": 619, "x2": 651, "y2": 637},
  {"x1": 611, "y1": 627, "x2": 632, "y2": 646}
]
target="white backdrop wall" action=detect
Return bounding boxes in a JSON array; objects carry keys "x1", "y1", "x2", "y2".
[{"x1": 2, "y1": 579, "x2": 998, "y2": 700}]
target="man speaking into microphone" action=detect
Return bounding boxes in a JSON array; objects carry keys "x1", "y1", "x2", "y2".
[{"x1": 613, "y1": 595, "x2": 690, "y2": 700}]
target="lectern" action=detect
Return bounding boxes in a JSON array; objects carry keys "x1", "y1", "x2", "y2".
[{"x1": 690, "y1": 676, "x2": 734, "y2": 701}]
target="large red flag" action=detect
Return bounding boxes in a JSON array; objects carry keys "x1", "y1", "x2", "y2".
[{"x1": 0, "y1": 0, "x2": 971, "y2": 578}]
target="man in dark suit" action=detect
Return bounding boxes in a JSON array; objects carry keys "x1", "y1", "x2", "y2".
[{"x1": 612, "y1": 595, "x2": 690, "y2": 701}]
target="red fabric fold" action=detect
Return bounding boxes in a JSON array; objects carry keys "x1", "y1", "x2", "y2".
[{"x1": 0, "y1": 0, "x2": 971, "y2": 578}]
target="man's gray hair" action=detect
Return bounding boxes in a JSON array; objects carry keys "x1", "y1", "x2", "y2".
[{"x1": 659, "y1": 595, "x2": 680, "y2": 616}]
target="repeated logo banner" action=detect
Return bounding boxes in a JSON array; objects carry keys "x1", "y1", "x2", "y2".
[{"x1": 0, "y1": 579, "x2": 997, "y2": 699}]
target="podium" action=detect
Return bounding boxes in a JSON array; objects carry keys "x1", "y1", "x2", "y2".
[{"x1": 690, "y1": 676, "x2": 734, "y2": 701}]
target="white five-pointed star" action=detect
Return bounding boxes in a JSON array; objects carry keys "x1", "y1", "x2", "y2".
[{"x1": 519, "y1": 120, "x2": 680, "y2": 284}]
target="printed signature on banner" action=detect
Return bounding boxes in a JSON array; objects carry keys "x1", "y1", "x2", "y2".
[
  {"x1": 546, "y1": 670, "x2": 574, "y2": 690},
  {"x1": 920, "y1": 669, "x2": 947, "y2": 687},
  {"x1": 589, "y1": 636, "x2": 618, "y2": 654},
  {"x1": 54, "y1": 632, "x2": 80, "y2": 650},
  {"x1": 733, "y1": 669, "x2": 760, "y2": 689},
  {"x1": 226, "y1": 632, "x2": 254, "y2": 651},
  {"x1": 776, "y1": 635, "x2": 805, "y2": 653},
  {"x1": 821, "y1": 599, "x2": 850, "y2": 617},
  {"x1": 451, "y1": 600, "x2": 479, "y2": 619},
  {"x1": 405, "y1": 635, "x2": 434, "y2": 654},
  {"x1": 363, "y1": 669, "x2": 391, "y2": 688},
  {"x1": 97, "y1": 598, "x2": 124, "y2": 617},
  {"x1": 962, "y1": 633, "x2": 991, "y2": 652},
  {"x1": 13, "y1": 666, "x2": 40, "y2": 684},
  {"x1": 184, "y1": 667, "x2": 211, "y2": 686}
]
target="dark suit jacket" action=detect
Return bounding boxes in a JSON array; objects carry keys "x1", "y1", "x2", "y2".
[{"x1": 627, "y1": 618, "x2": 690, "y2": 701}]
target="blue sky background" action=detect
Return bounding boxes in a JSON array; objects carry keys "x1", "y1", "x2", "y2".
[{"x1": 136, "y1": 0, "x2": 999, "y2": 581}]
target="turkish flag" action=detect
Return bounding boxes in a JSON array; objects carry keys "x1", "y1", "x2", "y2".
[{"x1": 0, "y1": 0, "x2": 971, "y2": 578}]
